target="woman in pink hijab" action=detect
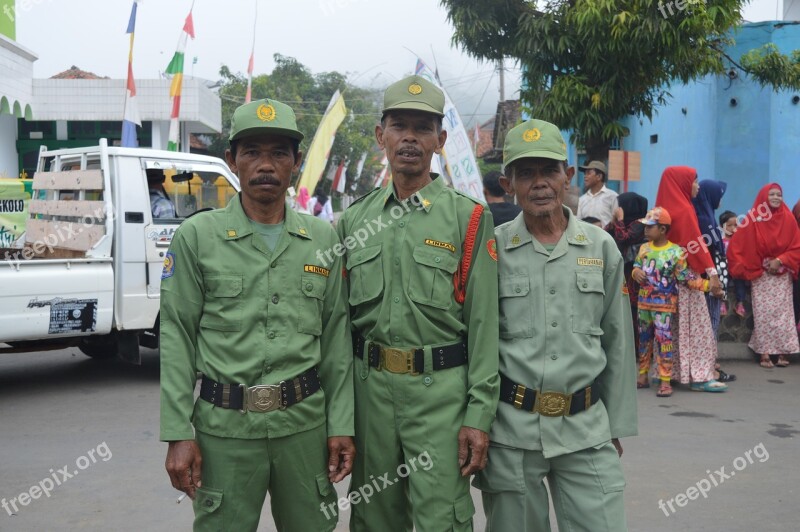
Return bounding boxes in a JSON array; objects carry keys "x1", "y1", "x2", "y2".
[{"x1": 294, "y1": 186, "x2": 311, "y2": 214}]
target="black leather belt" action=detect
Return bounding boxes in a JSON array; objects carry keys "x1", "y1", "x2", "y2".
[
  {"x1": 499, "y1": 373, "x2": 600, "y2": 417},
  {"x1": 199, "y1": 367, "x2": 320, "y2": 414},
  {"x1": 353, "y1": 334, "x2": 467, "y2": 376}
]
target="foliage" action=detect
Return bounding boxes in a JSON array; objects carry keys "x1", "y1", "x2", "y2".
[
  {"x1": 209, "y1": 54, "x2": 383, "y2": 193},
  {"x1": 441, "y1": 0, "x2": 800, "y2": 159}
]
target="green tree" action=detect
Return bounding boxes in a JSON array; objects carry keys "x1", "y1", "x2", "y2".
[
  {"x1": 209, "y1": 54, "x2": 383, "y2": 194},
  {"x1": 441, "y1": 0, "x2": 800, "y2": 160}
]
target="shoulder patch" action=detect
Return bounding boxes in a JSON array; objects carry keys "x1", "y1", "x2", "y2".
[
  {"x1": 161, "y1": 251, "x2": 175, "y2": 280},
  {"x1": 487, "y1": 239, "x2": 498, "y2": 261},
  {"x1": 304, "y1": 264, "x2": 330, "y2": 277}
]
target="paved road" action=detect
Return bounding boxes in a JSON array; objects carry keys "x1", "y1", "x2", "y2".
[{"x1": 1, "y1": 349, "x2": 797, "y2": 531}]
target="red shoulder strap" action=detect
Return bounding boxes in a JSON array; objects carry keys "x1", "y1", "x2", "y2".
[{"x1": 453, "y1": 204, "x2": 484, "y2": 304}]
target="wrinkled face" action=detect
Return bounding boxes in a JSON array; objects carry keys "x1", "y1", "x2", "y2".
[
  {"x1": 376, "y1": 111, "x2": 446, "y2": 180},
  {"x1": 509, "y1": 158, "x2": 571, "y2": 218},
  {"x1": 768, "y1": 187, "x2": 783, "y2": 208},
  {"x1": 723, "y1": 217, "x2": 738, "y2": 236},
  {"x1": 691, "y1": 178, "x2": 700, "y2": 198},
  {"x1": 225, "y1": 134, "x2": 302, "y2": 206}
]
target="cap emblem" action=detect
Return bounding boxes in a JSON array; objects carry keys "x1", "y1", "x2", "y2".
[
  {"x1": 257, "y1": 103, "x2": 276, "y2": 122},
  {"x1": 523, "y1": 128, "x2": 541, "y2": 143},
  {"x1": 408, "y1": 83, "x2": 423, "y2": 95}
]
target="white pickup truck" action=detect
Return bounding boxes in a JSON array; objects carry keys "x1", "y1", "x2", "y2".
[{"x1": 0, "y1": 139, "x2": 240, "y2": 363}]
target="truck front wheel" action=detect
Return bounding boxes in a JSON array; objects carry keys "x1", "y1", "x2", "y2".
[{"x1": 78, "y1": 335, "x2": 119, "y2": 359}]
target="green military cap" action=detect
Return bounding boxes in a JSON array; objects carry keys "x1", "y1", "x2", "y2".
[
  {"x1": 229, "y1": 98, "x2": 304, "y2": 142},
  {"x1": 382, "y1": 75, "x2": 445, "y2": 117},
  {"x1": 503, "y1": 118, "x2": 568, "y2": 168}
]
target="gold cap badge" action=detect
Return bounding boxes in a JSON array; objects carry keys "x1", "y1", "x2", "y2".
[
  {"x1": 256, "y1": 103, "x2": 276, "y2": 122},
  {"x1": 522, "y1": 128, "x2": 541, "y2": 143},
  {"x1": 408, "y1": 83, "x2": 423, "y2": 95}
]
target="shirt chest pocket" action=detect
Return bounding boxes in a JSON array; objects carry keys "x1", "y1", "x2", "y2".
[
  {"x1": 200, "y1": 274, "x2": 243, "y2": 331},
  {"x1": 298, "y1": 273, "x2": 326, "y2": 336},
  {"x1": 572, "y1": 271, "x2": 605, "y2": 335},
  {"x1": 408, "y1": 245, "x2": 458, "y2": 310},
  {"x1": 498, "y1": 275, "x2": 533, "y2": 339},
  {"x1": 346, "y1": 244, "x2": 383, "y2": 306}
]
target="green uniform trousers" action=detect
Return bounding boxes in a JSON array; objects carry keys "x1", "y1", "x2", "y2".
[
  {"x1": 193, "y1": 425, "x2": 337, "y2": 532},
  {"x1": 475, "y1": 441, "x2": 627, "y2": 532},
  {"x1": 349, "y1": 360, "x2": 475, "y2": 532}
]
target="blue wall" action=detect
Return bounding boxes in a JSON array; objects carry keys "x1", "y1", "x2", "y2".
[{"x1": 618, "y1": 22, "x2": 800, "y2": 216}]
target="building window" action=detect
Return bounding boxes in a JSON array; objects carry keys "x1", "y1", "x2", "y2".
[{"x1": 18, "y1": 120, "x2": 56, "y2": 139}]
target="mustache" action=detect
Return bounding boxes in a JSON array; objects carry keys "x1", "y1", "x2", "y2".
[
  {"x1": 248, "y1": 174, "x2": 281, "y2": 186},
  {"x1": 397, "y1": 146, "x2": 422, "y2": 156}
]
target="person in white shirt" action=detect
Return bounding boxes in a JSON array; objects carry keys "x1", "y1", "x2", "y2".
[
  {"x1": 576, "y1": 160, "x2": 618, "y2": 227},
  {"x1": 308, "y1": 186, "x2": 334, "y2": 223}
]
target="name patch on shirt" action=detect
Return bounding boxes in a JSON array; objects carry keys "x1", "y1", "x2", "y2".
[
  {"x1": 577, "y1": 257, "x2": 604, "y2": 267},
  {"x1": 304, "y1": 265, "x2": 330, "y2": 277},
  {"x1": 424, "y1": 239, "x2": 456, "y2": 253}
]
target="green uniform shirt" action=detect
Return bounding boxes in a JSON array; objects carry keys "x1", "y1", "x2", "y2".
[
  {"x1": 337, "y1": 176, "x2": 500, "y2": 433},
  {"x1": 493, "y1": 209, "x2": 638, "y2": 458},
  {"x1": 159, "y1": 194, "x2": 354, "y2": 441}
]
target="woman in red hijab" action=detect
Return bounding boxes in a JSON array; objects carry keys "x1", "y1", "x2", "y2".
[
  {"x1": 655, "y1": 167, "x2": 727, "y2": 392},
  {"x1": 728, "y1": 184, "x2": 800, "y2": 368}
]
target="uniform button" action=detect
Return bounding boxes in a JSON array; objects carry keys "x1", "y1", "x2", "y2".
[
  {"x1": 399, "y1": 221, "x2": 405, "y2": 228},
  {"x1": 394, "y1": 296, "x2": 400, "y2": 303},
  {"x1": 270, "y1": 261, "x2": 277, "y2": 268},
  {"x1": 582, "y1": 282, "x2": 588, "y2": 288},
  {"x1": 271, "y1": 294, "x2": 279, "y2": 304},
  {"x1": 551, "y1": 321, "x2": 557, "y2": 327},
  {"x1": 204, "y1": 499, "x2": 213, "y2": 508},
  {"x1": 549, "y1": 288, "x2": 556, "y2": 295},
  {"x1": 267, "y1": 331, "x2": 276, "y2": 339},
  {"x1": 423, "y1": 376, "x2": 432, "y2": 385},
  {"x1": 265, "y1": 365, "x2": 273, "y2": 373},
  {"x1": 393, "y1": 335, "x2": 400, "y2": 342},
  {"x1": 551, "y1": 354, "x2": 558, "y2": 360},
  {"x1": 434, "y1": 257, "x2": 441, "y2": 263},
  {"x1": 395, "y1": 258, "x2": 400, "y2": 265},
  {"x1": 515, "y1": 287, "x2": 521, "y2": 293},
  {"x1": 305, "y1": 283, "x2": 313, "y2": 291}
]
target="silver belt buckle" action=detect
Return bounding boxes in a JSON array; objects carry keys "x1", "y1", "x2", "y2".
[{"x1": 239, "y1": 383, "x2": 284, "y2": 414}]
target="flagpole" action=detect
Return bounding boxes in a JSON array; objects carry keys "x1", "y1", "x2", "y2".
[{"x1": 245, "y1": 0, "x2": 258, "y2": 103}]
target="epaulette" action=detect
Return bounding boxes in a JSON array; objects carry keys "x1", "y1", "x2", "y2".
[
  {"x1": 347, "y1": 186, "x2": 383, "y2": 208},
  {"x1": 450, "y1": 187, "x2": 488, "y2": 208}
]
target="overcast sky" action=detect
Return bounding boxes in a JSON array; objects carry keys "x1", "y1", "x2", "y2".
[{"x1": 13, "y1": 0, "x2": 784, "y2": 127}]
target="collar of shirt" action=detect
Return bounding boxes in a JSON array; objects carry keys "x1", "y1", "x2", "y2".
[
  {"x1": 380, "y1": 173, "x2": 443, "y2": 213},
  {"x1": 504, "y1": 207, "x2": 593, "y2": 254},
  {"x1": 587, "y1": 185, "x2": 610, "y2": 198},
  {"x1": 223, "y1": 193, "x2": 313, "y2": 242}
]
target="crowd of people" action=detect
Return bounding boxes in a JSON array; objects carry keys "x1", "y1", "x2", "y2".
[{"x1": 486, "y1": 161, "x2": 800, "y2": 396}]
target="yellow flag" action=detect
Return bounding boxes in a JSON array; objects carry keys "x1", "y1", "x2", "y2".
[{"x1": 297, "y1": 91, "x2": 347, "y2": 194}]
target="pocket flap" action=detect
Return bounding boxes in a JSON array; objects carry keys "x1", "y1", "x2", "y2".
[
  {"x1": 199, "y1": 315, "x2": 242, "y2": 331},
  {"x1": 412, "y1": 245, "x2": 458, "y2": 273},
  {"x1": 347, "y1": 244, "x2": 382, "y2": 269},
  {"x1": 499, "y1": 275, "x2": 530, "y2": 297},
  {"x1": 194, "y1": 486, "x2": 223, "y2": 513},
  {"x1": 205, "y1": 274, "x2": 243, "y2": 297},
  {"x1": 301, "y1": 274, "x2": 326, "y2": 300},
  {"x1": 576, "y1": 272, "x2": 605, "y2": 294},
  {"x1": 454, "y1": 493, "x2": 475, "y2": 523},
  {"x1": 315, "y1": 472, "x2": 333, "y2": 497}
]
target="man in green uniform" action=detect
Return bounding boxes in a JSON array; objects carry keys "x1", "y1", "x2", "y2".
[
  {"x1": 474, "y1": 119, "x2": 638, "y2": 531},
  {"x1": 336, "y1": 75, "x2": 499, "y2": 532},
  {"x1": 160, "y1": 98, "x2": 355, "y2": 531}
]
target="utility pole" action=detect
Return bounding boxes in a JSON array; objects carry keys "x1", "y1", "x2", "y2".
[{"x1": 497, "y1": 58, "x2": 505, "y2": 102}]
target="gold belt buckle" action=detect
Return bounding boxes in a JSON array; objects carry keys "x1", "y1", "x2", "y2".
[
  {"x1": 239, "y1": 384, "x2": 284, "y2": 414},
  {"x1": 535, "y1": 391, "x2": 572, "y2": 417},
  {"x1": 379, "y1": 346, "x2": 417, "y2": 375}
]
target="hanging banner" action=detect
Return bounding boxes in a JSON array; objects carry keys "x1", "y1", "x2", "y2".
[
  {"x1": 0, "y1": 179, "x2": 33, "y2": 248},
  {"x1": 296, "y1": 90, "x2": 347, "y2": 194},
  {"x1": 414, "y1": 59, "x2": 484, "y2": 202}
]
